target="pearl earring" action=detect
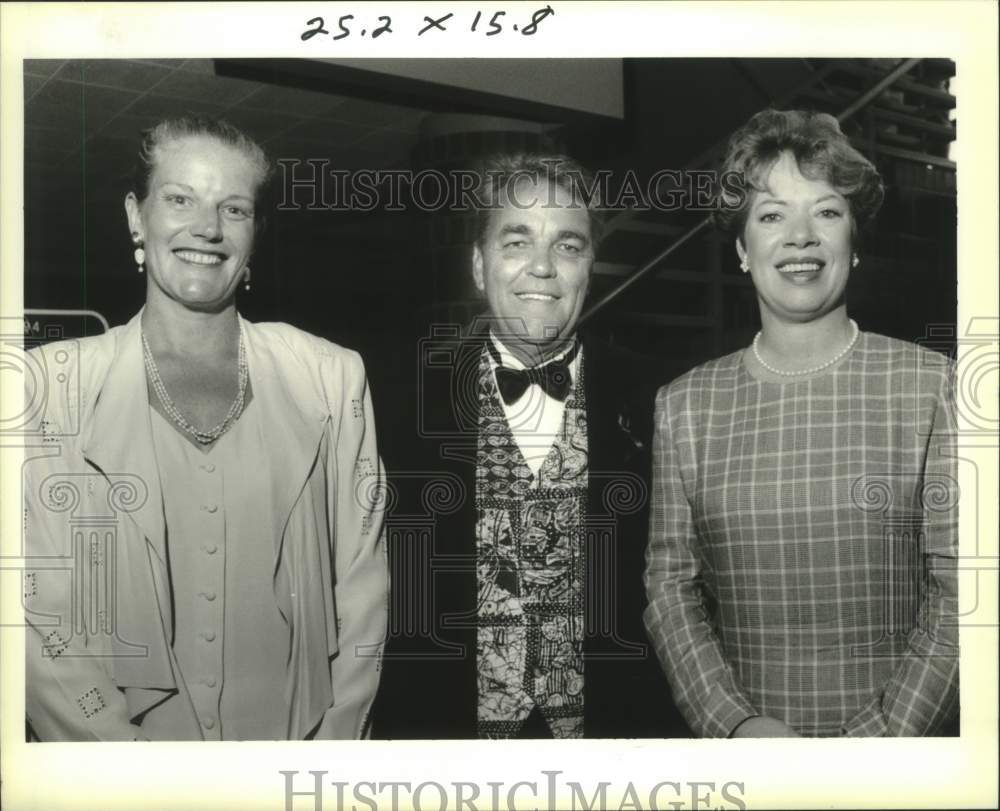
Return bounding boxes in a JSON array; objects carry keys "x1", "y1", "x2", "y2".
[
  {"x1": 132, "y1": 232, "x2": 145, "y2": 273},
  {"x1": 851, "y1": 253, "x2": 860, "y2": 268},
  {"x1": 243, "y1": 267, "x2": 251, "y2": 292},
  {"x1": 740, "y1": 257, "x2": 750, "y2": 273}
]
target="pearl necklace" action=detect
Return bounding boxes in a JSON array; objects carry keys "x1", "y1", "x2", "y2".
[
  {"x1": 142, "y1": 328, "x2": 248, "y2": 444},
  {"x1": 752, "y1": 319, "x2": 860, "y2": 377}
]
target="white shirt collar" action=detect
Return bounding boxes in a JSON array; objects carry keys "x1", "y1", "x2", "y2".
[{"x1": 488, "y1": 331, "x2": 579, "y2": 372}]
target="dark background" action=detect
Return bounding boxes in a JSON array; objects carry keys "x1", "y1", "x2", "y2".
[{"x1": 24, "y1": 58, "x2": 957, "y2": 391}]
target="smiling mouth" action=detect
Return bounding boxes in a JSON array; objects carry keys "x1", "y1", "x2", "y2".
[
  {"x1": 776, "y1": 260, "x2": 825, "y2": 283},
  {"x1": 516, "y1": 293, "x2": 559, "y2": 302},
  {"x1": 777, "y1": 260, "x2": 824, "y2": 275},
  {"x1": 174, "y1": 249, "x2": 226, "y2": 266}
]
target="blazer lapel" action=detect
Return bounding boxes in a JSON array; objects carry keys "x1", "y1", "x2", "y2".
[
  {"x1": 82, "y1": 312, "x2": 167, "y2": 565},
  {"x1": 582, "y1": 337, "x2": 634, "y2": 474},
  {"x1": 239, "y1": 319, "x2": 328, "y2": 568},
  {"x1": 79, "y1": 312, "x2": 178, "y2": 694},
  {"x1": 434, "y1": 337, "x2": 481, "y2": 734}
]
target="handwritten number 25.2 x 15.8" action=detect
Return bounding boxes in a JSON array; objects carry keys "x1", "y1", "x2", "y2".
[{"x1": 301, "y1": 6, "x2": 554, "y2": 41}]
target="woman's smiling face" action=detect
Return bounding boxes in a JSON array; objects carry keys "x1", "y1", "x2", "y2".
[
  {"x1": 738, "y1": 150, "x2": 854, "y2": 324},
  {"x1": 126, "y1": 134, "x2": 261, "y2": 313}
]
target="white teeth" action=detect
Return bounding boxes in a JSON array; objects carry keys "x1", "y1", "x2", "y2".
[
  {"x1": 517, "y1": 293, "x2": 556, "y2": 301},
  {"x1": 778, "y1": 262, "x2": 822, "y2": 273},
  {"x1": 175, "y1": 250, "x2": 223, "y2": 266}
]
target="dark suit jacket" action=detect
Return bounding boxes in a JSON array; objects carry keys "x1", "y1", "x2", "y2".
[{"x1": 371, "y1": 328, "x2": 689, "y2": 738}]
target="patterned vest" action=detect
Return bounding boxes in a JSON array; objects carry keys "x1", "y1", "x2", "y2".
[{"x1": 474, "y1": 346, "x2": 588, "y2": 738}]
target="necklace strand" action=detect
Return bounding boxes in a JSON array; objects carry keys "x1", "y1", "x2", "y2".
[
  {"x1": 752, "y1": 319, "x2": 859, "y2": 377},
  {"x1": 142, "y1": 328, "x2": 248, "y2": 444}
]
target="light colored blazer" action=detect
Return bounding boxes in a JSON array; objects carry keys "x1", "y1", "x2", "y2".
[{"x1": 23, "y1": 312, "x2": 387, "y2": 740}]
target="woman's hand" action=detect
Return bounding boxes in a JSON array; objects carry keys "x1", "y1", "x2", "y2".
[{"x1": 730, "y1": 716, "x2": 802, "y2": 738}]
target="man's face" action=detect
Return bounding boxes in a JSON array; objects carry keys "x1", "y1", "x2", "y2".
[{"x1": 472, "y1": 178, "x2": 594, "y2": 364}]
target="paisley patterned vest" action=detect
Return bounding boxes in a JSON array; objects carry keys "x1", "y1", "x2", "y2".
[{"x1": 474, "y1": 346, "x2": 588, "y2": 738}]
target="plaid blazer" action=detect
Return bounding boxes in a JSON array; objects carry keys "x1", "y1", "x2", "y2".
[{"x1": 643, "y1": 332, "x2": 959, "y2": 737}]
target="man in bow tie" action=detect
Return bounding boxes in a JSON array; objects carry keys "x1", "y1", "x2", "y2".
[{"x1": 373, "y1": 153, "x2": 687, "y2": 739}]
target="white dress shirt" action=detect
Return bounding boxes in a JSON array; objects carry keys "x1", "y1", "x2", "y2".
[{"x1": 487, "y1": 333, "x2": 582, "y2": 479}]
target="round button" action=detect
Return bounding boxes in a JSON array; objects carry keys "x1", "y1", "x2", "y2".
[
  {"x1": 204, "y1": 677, "x2": 217, "y2": 688},
  {"x1": 202, "y1": 717, "x2": 216, "y2": 730},
  {"x1": 201, "y1": 631, "x2": 216, "y2": 642},
  {"x1": 203, "y1": 544, "x2": 218, "y2": 555},
  {"x1": 200, "y1": 590, "x2": 217, "y2": 602},
  {"x1": 202, "y1": 504, "x2": 219, "y2": 514},
  {"x1": 201, "y1": 463, "x2": 216, "y2": 473}
]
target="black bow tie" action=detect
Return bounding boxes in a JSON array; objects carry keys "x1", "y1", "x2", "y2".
[{"x1": 489, "y1": 341, "x2": 578, "y2": 405}]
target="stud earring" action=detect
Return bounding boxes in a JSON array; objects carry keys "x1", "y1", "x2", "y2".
[
  {"x1": 851, "y1": 253, "x2": 860, "y2": 269},
  {"x1": 243, "y1": 267, "x2": 251, "y2": 292},
  {"x1": 740, "y1": 257, "x2": 750, "y2": 274},
  {"x1": 132, "y1": 232, "x2": 145, "y2": 273}
]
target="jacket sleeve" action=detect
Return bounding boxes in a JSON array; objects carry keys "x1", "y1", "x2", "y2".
[
  {"x1": 642, "y1": 385, "x2": 758, "y2": 737},
  {"x1": 842, "y1": 365, "x2": 960, "y2": 736},
  {"x1": 314, "y1": 349, "x2": 388, "y2": 739},
  {"x1": 22, "y1": 346, "x2": 146, "y2": 741}
]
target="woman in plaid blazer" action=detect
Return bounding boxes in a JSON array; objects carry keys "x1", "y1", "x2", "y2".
[{"x1": 643, "y1": 109, "x2": 959, "y2": 738}]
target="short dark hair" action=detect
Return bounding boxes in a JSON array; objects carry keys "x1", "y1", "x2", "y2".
[
  {"x1": 714, "y1": 109, "x2": 884, "y2": 242},
  {"x1": 132, "y1": 116, "x2": 273, "y2": 210},
  {"x1": 473, "y1": 152, "x2": 605, "y2": 252}
]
